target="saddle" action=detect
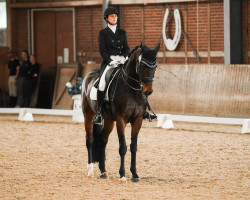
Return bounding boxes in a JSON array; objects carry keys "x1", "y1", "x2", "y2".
[
  {"x1": 90, "y1": 66, "x2": 122, "y2": 102},
  {"x1": 104, "y1": 66, "x2": 121, "y2": 102}
]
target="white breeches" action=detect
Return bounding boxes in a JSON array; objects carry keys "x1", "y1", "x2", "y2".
[{"x1": 98, "y1": 55, "x2": 126, "y2": 91}]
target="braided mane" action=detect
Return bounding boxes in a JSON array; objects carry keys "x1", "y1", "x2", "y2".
[
  {"x1": 129, "y1": 44, "x2": 157, "y2": 63},
  {"x1": 128, "y1": 45, "x2": 140, "y2": 58}
]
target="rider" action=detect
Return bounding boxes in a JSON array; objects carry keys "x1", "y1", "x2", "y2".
[{"x1": 93, "y1": 7, "x2": 157, "y2": 125}]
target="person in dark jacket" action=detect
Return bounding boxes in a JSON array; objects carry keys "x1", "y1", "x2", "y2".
[
  {"x1": 93, "y1": 7, "x2": 157, "y2": 125},
  {"x1": 29, "y1": 55, "x2": 40, "y2": 92},
  {"x1": 93, "y1": 7, "x2": 130, "y2": 125},
  {"x1": 28, "y1": 55, "x2": 40, "y2": 107},
  {"x1": 17, "y1": 50, "x2": 32, "y2": 107},
  {"x1": 7, "y1": 51, "x2": 20, "y2": 107}
]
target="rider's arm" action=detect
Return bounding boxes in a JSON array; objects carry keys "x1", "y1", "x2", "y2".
[{"x1": 98, "y1": 30, "x2": 112, "y2": 65}]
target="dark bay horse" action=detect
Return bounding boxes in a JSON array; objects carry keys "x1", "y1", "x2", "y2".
[{"x1": 82, "y1": 43, "x2": 160, "y2": 183}]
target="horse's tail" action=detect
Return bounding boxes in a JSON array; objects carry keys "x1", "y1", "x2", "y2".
[{"x1": 92, "y1": 123, "x2": 103, "y2": 162}]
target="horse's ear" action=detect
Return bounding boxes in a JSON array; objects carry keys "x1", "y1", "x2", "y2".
[
  {"x1": 155, "y1": 43, "x2": 160, "y2": 53},
  {"x1": 140, "y1": 42, "x2": 145, "y2": 52}
]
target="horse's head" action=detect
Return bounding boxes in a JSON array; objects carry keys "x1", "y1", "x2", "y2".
[{"x1": 136, "y1": 43, "x2": 160, "y2": 96}]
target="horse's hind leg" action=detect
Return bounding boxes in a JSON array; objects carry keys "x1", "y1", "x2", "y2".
[
  {"x1": 130, "y1": 118, "x2": 143, "y2": 182},
  {"x1": 99, "y1": 118, "x2": 114, "y2": 179}
]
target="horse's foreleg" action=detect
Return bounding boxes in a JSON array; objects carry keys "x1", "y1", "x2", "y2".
[
  {"x1": 85, "y1": 117, "x2": 94, "y2": 179},
  {"x1": 116, "y1": 120, "x2": 127, "y2": 184},
  {"x1": 130, "y1": 118, "x2": 143, "y2": 182},
  {"x1": 99, "y1": 119, "x2": 114, "y2": 179}
]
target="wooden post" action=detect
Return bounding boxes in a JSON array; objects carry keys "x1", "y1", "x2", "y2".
[
  {"x1": 102, "y1": 0, "x2": 109, "y2": 28},
  {"x1": 224, "y1": 0, "x2": 243, "y2": 64},
  {"x1": 91, "y1": 7, "x2": 93, "y2": 61},
  {"x1": 142, "y1": 5, "x2": 145, "y2": 44},
  {"x1": 184, "y1": 4, "x2": 188, "y2": 64},
  {"x1": 207, "y1": 2, "x2": 211, "y2": 64},
  {"x1": 6, "y1": 0, "x2": 11, "y2": 49},
  {"x1": 243, "y1": 0, "x2": 248, "y2": 64},
  {"x1": 119, "y1": 6, "x2": 123, "y2": 28},
  {"x1": 163, "y1": 4, "x2": 166, "y2": 64}
]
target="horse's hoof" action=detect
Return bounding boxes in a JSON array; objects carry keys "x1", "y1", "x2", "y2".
[
  {"x1": 131, "y1": 177, "x2": 141, "y2": 182},
  {"x1": 118, "y1": 176, "x2": 127, "y2": 184},
  {"x1": 100, "y1": 172, "x2": 109, "y2": 179},
  {"x1": 88, "y1": 174, "x2": 94, "y2": 179}
]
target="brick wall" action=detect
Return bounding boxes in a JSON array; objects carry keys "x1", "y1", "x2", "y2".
[
  {"x1": 10, "y1": 0, "x2": 250, "y2": 64},
  {"x1": 242, "y1": 0, "x2": 250, "y2": 64},
  {"x1": 122, "y1": 6, "x2": 144, "y2": 51},
  {"x1": 248, "y1": 0, "x2": 250, "y2": 64},
  {"x1": 210, "y1": 0, "x2": 224, "y2": 64},
  {"x1": 11, "y1": 8, "x2": 29, "y2": 56},
  {"x1": 144, "y1": 5, "x2": 165, "y2": 63},
  {"x1": 76, "y1": 6, "x2": 102, "y2": 63},
  {"x1": 78, "y1": 1, "x2": 226, "y2": 64}
]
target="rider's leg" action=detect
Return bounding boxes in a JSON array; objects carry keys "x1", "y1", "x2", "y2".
[
  {"x1": 92, "y1": 90, "x2": 105, "y2": 125},
  {"x1": 92, "y1": 66, "x2": 111, "y2": 125}
]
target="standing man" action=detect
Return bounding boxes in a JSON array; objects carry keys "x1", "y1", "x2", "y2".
[{"x1": 7, "y1": 51, "x2": 19, "y2": 107}]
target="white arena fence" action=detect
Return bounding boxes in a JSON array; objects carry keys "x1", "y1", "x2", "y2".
[{"x1": 0, "y1": 108, "x2": 249, "y2": 134}]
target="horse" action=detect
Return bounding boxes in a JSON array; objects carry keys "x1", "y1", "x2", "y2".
[{"x1": 81, "y1": 43, "x2": 160, "y2": 183}]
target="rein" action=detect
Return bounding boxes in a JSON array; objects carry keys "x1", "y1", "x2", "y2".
[
  {"x1": 157, "y1": 66, "x2": 183, "y2": 81},
  {"x1": 121, "y1": 68, "x2": 142, "y2": 91}
]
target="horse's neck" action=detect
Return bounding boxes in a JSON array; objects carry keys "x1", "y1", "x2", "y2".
[
  {"x1": 124, "y1": 59, "x2": 136, "y2": 77},
  {"x1": 124, "y1": 50, "x2": 140, "y2": 78}
]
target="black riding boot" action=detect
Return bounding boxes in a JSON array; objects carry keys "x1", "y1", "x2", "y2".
[{"x1": 92, "y1": 91, "x2": 105, "y2": 125}]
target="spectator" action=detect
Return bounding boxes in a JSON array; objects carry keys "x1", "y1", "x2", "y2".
[
  {"x1": 29, "y1": 55, "x2": 40, "y2": 106},
  {"x1": 7, "y1": 50, "x2": 19, "y2": 107},
  {"x1": 17, "y1": 50, "x2": 32, "y2": 107}
]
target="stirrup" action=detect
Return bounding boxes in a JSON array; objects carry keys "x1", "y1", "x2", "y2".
[
  {"x1": 93, "y1": 114, "x2": 103, "y2": 125},
  {"x1": 143, "y1": 111, "x2": 157, "y2": 122}
]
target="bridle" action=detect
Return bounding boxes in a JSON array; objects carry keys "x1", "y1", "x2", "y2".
[
  {"x1": 121, "y1": 52, "x2": 158, "y2": 91},
  {"x1": 136, "y1": 55, "x2": 158, "y2": 82},
  {"x1": 121, "y1": 68, "x2": 142, "y2": 91}
]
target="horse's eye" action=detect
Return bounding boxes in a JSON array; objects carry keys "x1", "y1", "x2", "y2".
[{"x1": 141, "y1": 66, "x2": 147, "y2": 71}]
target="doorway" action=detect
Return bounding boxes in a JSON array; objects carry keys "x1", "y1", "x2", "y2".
[{"x1": 31, "y1": 8, "x2": 75, "y2": 108}]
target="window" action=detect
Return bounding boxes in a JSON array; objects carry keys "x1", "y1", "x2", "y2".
[{"x1": 0, "y1": 1, "x2": 7, "y2": 46}]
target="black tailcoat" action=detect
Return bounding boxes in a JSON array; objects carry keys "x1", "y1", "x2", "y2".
[{"x1": 98, "y1": 26, "x2": 130, "y2": 69}]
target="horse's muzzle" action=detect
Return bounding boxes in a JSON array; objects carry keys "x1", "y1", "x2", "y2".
[{"x1": 143, "y1": 82, "x2": 153, "y2": 96}]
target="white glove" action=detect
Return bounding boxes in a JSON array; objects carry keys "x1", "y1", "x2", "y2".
[{"x1": 109, "y1": 60, "x2": 118, "y2": 67}]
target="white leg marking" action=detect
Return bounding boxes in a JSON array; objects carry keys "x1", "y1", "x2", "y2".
[
  {"x1": 118, "y1": 176, "x2": 127, "y2": 184},
  {"x1": 87, "y1": 163, "x2": 94, "y2": 179}
]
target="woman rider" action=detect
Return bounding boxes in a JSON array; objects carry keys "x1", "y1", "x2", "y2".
[
  {"x1": 93, "y1": 7, "x2": 156, "y2": 125},
  {"x1": 92, "y1": 7, "x2": 129, "y2": 125}
]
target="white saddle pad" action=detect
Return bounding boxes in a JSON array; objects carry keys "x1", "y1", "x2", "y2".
[{"x1": 90, "y1": 79, "x2": 98, "y2": 100}]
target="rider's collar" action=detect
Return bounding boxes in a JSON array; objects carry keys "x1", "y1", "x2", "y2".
[{"x1": 108, "y1": 23, "x2": 117, "y2": 34}]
